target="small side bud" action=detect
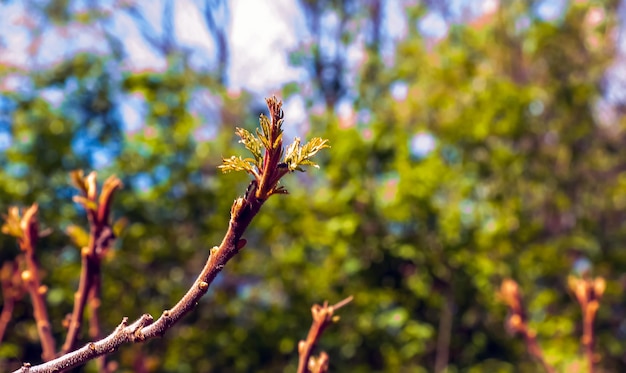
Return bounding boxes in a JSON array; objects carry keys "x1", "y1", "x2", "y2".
[
  {"x1": 21, "y1": 270, "x2": 32, "y2": 283},
  {"x1": 574, "y1": 281, "x2": 587, "y2": 304},
  {"x1": 236, "y1": 239, "x2": 247, "y2": 250},
  {"x1": 593, "y1": 277, "x2": 606, "y2": 298},
  {"x1": 210, "y1": 246, "x2": 219, "y2": 256},
  {"x1": 500, "y1": 279, "x2": 519, "y2": 304},
  {"x1": 508, "y1": 314, "x2": 522, "y2": 331},
  {"x1": 86, "y1": 171, "x2": 98, "y2": 200},
  {"x1": 231, "y1": 198, "x2": 245, "y2": 218},
  {"x1": 63, "y1": 314, "x2": 71, "y2": 328},
  {"x1": 587, "y1": 300, "x2": 600, "y2": 317}
]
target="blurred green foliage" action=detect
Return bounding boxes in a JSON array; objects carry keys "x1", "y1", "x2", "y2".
[{"x1": 2, "y1": 1, "x2": 626, "y2": 372}]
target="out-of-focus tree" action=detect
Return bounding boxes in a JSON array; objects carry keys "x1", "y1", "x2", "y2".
[{"x1": 291, "y1": 1, "x2": 626, "y2": 371}]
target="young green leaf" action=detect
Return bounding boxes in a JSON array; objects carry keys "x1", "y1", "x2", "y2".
[
  {"x1": 235, "y1": 127, "x2": 263, "y2": 165},
  {"x1": 219, "y1": 156, "x2": 259, "y2": 176},
  {"x1": 284, "y1": 137, "x2": 330, "y2": 171}
]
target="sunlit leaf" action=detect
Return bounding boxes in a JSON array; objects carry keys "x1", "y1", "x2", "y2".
[
  {"x1": 235, "y1": 127, "x2": 263, "y2": 165},
  {"x1": 218, "y1": 156, "x2": 257, "y2": 174}
]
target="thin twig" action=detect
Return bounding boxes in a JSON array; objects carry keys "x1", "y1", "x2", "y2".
[
  {"x1": 0, "y1": 286, "x2": 15, "y2": 343},
  {"x1": 61, "y1": 243, "x2": 94, "y2": 354},
  {"x1": 62, "y1": 175, "x2": 120, "y2": 355},
  {"x1": 88, "y1": 276, "x2": 107, "y2": 372},
  {"x1": 2, "y1": 205, "x2": 58, "y2": 361},
  {"x1": 500, "y1": 279, "x2": 555, "y2": 373},
  {"x1": 297, "y1": 296, "x2": 353, "y2": 373},
  {"x1": 308, "y1": 351, "x2": 329, "y2": 373},
  {"x1": 0, "y1": 261, "x2": 21, "y2": 343},
  {"x1": 569, "y1": 275, "x2": 605, "y2": 373}
]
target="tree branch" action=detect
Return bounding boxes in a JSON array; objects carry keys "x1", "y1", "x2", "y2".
[
  {"x1": 14, "y1": 96, "x2": 328, "y2": 372},
  {"x1": 62, "y1": 174, "x2": 121, "y2": 355},
  {"x1": 500, "y1": 279, "x2": 555, "y2": 373},
  {"x1": 569, "y1": 275, "x2": 605, "y2": 373},
  {"x1": 297, "y1": 296, "x2": 353, "y2": 373},
  {"x1": 0, "y1": 261, "x2": 22, "y2": 344},
  {"x1": 2, "y1": 205, "x2": 57, "y2": 361}
]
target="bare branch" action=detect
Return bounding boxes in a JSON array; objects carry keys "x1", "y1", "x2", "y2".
[
  {"x1": 17, "y1": 315, "x2": 154, "y2": 373},
  {"x1": 2, "y1": 205, "x2": 56, "y2": 361},
  {"x1": 569, "y1": 275, "x2": 606, "y2": 373},
  {"x1": 62, "y1": 174, "x2": 122, "y2": 355},
  {"x1": 0, "y1": 261, "x2": 22, "y2": 343},
  {"x1": 500, "y1": 279, "x2": 555, "y2": 373},
  {"x1": 297, "y1": 296, "x2": 353, "y2": 373}
]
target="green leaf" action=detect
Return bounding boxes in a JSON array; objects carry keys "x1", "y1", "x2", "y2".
[
  {"x1": 72, "y1": 195, "x2": 98, "y2": 211},
  {"x1": 66, "y1": 224, "x2": 90, "y2": 248},
  {"x1": 218, "y1": 156, "x2": 257, "y2": 175},
  {"x1": 235, "y1": 127, "x2": 263, "y2": 165},
  {"x1": 284, "y1": 137, "x2": 330, "y2": 171},
  {"x1": 259, "y1": 114, "x2": 271, "y2": 142}
]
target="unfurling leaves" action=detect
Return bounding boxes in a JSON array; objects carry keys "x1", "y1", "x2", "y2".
[
  {"x1": 70, "y1": 170, "x2": 89, "y2": 196},
  {"x1": 219, "y1": 155, "x2": 259, "y2": 176},
  {"x1": 73, "y1": 196, "x2": 98, "y2": 211},
  {"x1": 284, "y1": 137, "x2": 330, "y2": 172},
  {"x1": 70, "y1": 171, "x2": 123, "y2": 228},
  {"x1": 220, "y1": 96, "x2": 329, "y2": 199},
  {"x1": 235, "y1": 127, "x2": 263, "y2": 165},
  {"x1": 66, "y1": 224, "x2": 90, "y2": 248},
  {"x1": 2, "y1": 205, "x2": 41, "y2": 252},
  {"x1": 1, "y1": 207, "x2": 23, "y2": 238}
]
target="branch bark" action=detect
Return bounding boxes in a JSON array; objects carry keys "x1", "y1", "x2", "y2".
[
  {"x1": 0, "y1": 261, "x2": 21, "y2": 344},
  {"x1": 569, "y1": 275, "x2": 605, "y2": 373},
  {"x1": 7, "y1": 205, "x2": 57, "y2": 361},
  {"x1": 500, "y1": 279, "x2": 555, "y2": 373},
  {"x1": 297, "y1": 296, "x2": 353, "y2": 373},
  {"x1": 62, "y1": 174, "x2": 121, "y2": 356}
]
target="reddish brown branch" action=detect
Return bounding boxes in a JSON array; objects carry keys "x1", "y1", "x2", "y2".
[
  {"x1": 0, "y1": 293, "x2": 15, "y2": 343},
  {"x1": 499, "y1": 279, "x2": 555, "y2": 373},
  {"x1": 257, "y1": 97, "x2": 287, "y2": 198},
  {"x1": 569, "y1": 275, "x2": 605, "y2": 373},
  {"x1": 0, "y1": 261, "x2": 22, "y2": 343},
  {"x1": 62, "y1": 245, "x2": 94, "y2": 354},
  {"x1": 308, "y1": 351, "x2": 329, "y2": 373},
  {"x1": 88, "y1": 275, "x2": 107, "y2": 372},
  {"x1": 297, "y1": 296, "x2": 353, "y2": 373},
  {"x1": 62, "y1": 174, "x2": 121, "y2": 356},
  {"x1": 3, "y1": 205, "x2": 57, "y2": 361}
]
